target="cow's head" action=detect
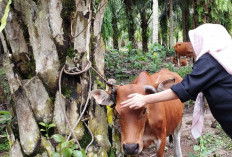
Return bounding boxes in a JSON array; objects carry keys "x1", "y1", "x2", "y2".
[{"x1": 90, "y1": 78, "x2": 175, "y2": 155}]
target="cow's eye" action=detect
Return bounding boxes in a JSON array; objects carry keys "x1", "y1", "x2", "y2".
[
  {"x1": 138, "y1": 108, "x2": 147, "y2": 120},
  {"x1": 143, "y1": 108, "x2": 147, "y2": 115}
]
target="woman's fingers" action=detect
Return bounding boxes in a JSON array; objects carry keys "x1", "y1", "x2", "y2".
[
  {"x1": 129, "y1": 103, "x2": 143, "y2": 109},
  {"x1": 120, "y1": 94, "x2": 137, "y2": 108},
  {"x1": 120, "y1": 94, "x2": 136, "y2": 105},
  {"x1": 134, "y1": 106, "x2": 141, "y2": 110},
  {"x1": 120, "y1": 100, "x2": 134, "y2": 108},
  {"x1": 120, "y1": 93, "x2": 145, "y2": 109},
  {"x1": 128, "y1": 93, "x2": 137, "y2": 98},
  {"x1": 120, "y1": 99, "x2": 132, "y2": 106},
  {"x1": 120, "y1": 94, "x2": 137, "y2": 105}
]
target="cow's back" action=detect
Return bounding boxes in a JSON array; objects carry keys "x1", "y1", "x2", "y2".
[
  {"x1": 150, "y1": 69, "x2": 184, "y2": 136},
  {"x1": 174, "y1": 42, "x2": 194, "y2": 57}
]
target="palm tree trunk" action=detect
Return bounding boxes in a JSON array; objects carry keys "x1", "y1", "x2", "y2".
[
  {"x1": 192, "y1": 0, "x2": 199, "y2": 28},
  {"x1": 0, "y1": 0, "x2": 119, "y2": 156},
  {"x1": 169, "y1": 0, "x2": 174, "y2": 48},
  {"x1": 181, "y1": 1, "x2": 190, "y2": 42},
  {"x1": 124, "y1": 0, "x2": 136, "y2": 50},
  {"x1": 203, "y1": 0, "x2": 209, "y2": 23},
  {"x1": 110, "y1": 0, "x2": 119, "y2": 49},
  {"x1": 160, "y1": 0, "x2": 168, "y2": 46},
  {"x1": 140, "y1": 10, "x2": 149, "y2": 52},
  {"x1": 152, "y1": 0, "x2": 159, "y2": 43}
]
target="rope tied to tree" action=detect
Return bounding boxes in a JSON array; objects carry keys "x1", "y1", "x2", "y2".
[
  {"x1": 58, "y1": 0, "x2": 111, "y2": 153},
  {"x1": 59, "y1": 59, "x2": 115, "y2": 153}
]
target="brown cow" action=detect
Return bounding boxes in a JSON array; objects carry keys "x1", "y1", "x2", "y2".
[
  {"x1": 174, "y1": 42, "x2": 195, "y2": 66},
  {"x1": 170, "y1": 56, "x2": 188, "y2": 66},
  {"x1": 90, "y1": 69, "x2": 184, "y2": 157}
]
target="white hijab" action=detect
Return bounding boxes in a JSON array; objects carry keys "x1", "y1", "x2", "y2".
[
  {"x1": 189, "y1": 23, "x2": 232, "y2": 74},
  {"x1": 189, "y1": 24, "x2": 232, "y2": 139}
]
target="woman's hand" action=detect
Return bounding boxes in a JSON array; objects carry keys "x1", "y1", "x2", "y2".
[
  {"x1": 120, "y1": 93, "x2": 146, "y2": 109},
  {"x1": 120, "y1": 89, "x2": 178, "y2": 109}
]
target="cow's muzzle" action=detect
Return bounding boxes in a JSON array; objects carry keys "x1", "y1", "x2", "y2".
[{"x1": 123, "y1": 143, "x2": 139, "y2": 155}]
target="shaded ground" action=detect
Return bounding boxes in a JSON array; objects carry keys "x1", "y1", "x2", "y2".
[{"x1": 140, "y1": 106, "x2": 232, "y2": 157}]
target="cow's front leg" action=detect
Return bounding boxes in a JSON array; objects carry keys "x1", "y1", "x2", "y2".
[{"x1": 155, "y1": 135, "x2": 166, "y2": 157}]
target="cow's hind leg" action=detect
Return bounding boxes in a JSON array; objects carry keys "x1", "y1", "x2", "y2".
[
  {"x1": 173, "y1": 121, "x2": 182, "y2": 157},
  {"x1": 166, "y1": 135, "x2": 173, "y2": 148},
  {"x1": 177, "y1": 54, "x2": 180, "y2": 67}
]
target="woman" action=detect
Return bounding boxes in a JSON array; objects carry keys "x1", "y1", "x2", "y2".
[{"x1": 121, "y1": 23, "x2": 232, "y2": 139}]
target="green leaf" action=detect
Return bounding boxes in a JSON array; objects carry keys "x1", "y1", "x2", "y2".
[
  {"x1": 40, "y1": 129, "x2": 46, "y2": 131},
  {"x1": 61, "y1": 141, "x2": 69, "y2": 149},
  {"x1": 39, "y1": 122, "x2": 46, "y2": 127},
  {"x1": 0, "y1": 111, "x2": 10, "y2": 115},
  {"x1": 52, "y1": 134, "x2": 65, "y2": 143},
  {"x1": 66, "y1": 139, "x2": 75, "y2": 150},
  {"x1": 189, "y1": 152, "x2": 197, "y2": 157},
  {"x1": 0, "y1": 115, "x2": 6, "y2": 119},
  {"x1": 56, "y1": 143, "x2": 61, "y2": 152},
  {"x1": 69, "y1": 143, "x2": 78, "y2": 150},
  {"x1": 193, "y1": 145, "x2": 200, "y2": 151},
  {"x1": 72, "y1": 150, "x2": 83, "y2": 157},
  {"x1": 62, "y1": 148, "x2": 72, "y2": 157},
  {"x1": 68, "y1": 139, "x2": 75, "y2": 144},
  {"x1": 81, "y1": 149, "x2": 87, "y2": 157},
  {"x1": 0, "y1": 0, "x2": 12, "y2": 33},
  {"x1": 48, "y1": 123, "x2": 56, "y2": 129},
  {"x1": 52, "y1": 152, "x2": 60, "y2": 157},
  {"x1": 45, "y1": 134, "x2": 49, "y2": 139}
]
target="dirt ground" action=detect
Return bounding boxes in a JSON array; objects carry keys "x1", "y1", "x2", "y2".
[{"x1": 140, "y1": 106, "x2": 232, "y2": 157}]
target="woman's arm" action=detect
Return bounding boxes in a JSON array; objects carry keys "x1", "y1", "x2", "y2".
[{"x1": 120, "y1": 89, "x2": 178, "y2": 109}]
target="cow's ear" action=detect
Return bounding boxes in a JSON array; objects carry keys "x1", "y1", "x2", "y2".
[
  {"x1": 144, "y1": 85, "x2": 157, "y2": 94},
  {"x1": 157, "y1": 78, "x2": 175, "y2": 92},
  {"x1": 90, "y1": 89, "x2": 113, "y2": 106}
]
